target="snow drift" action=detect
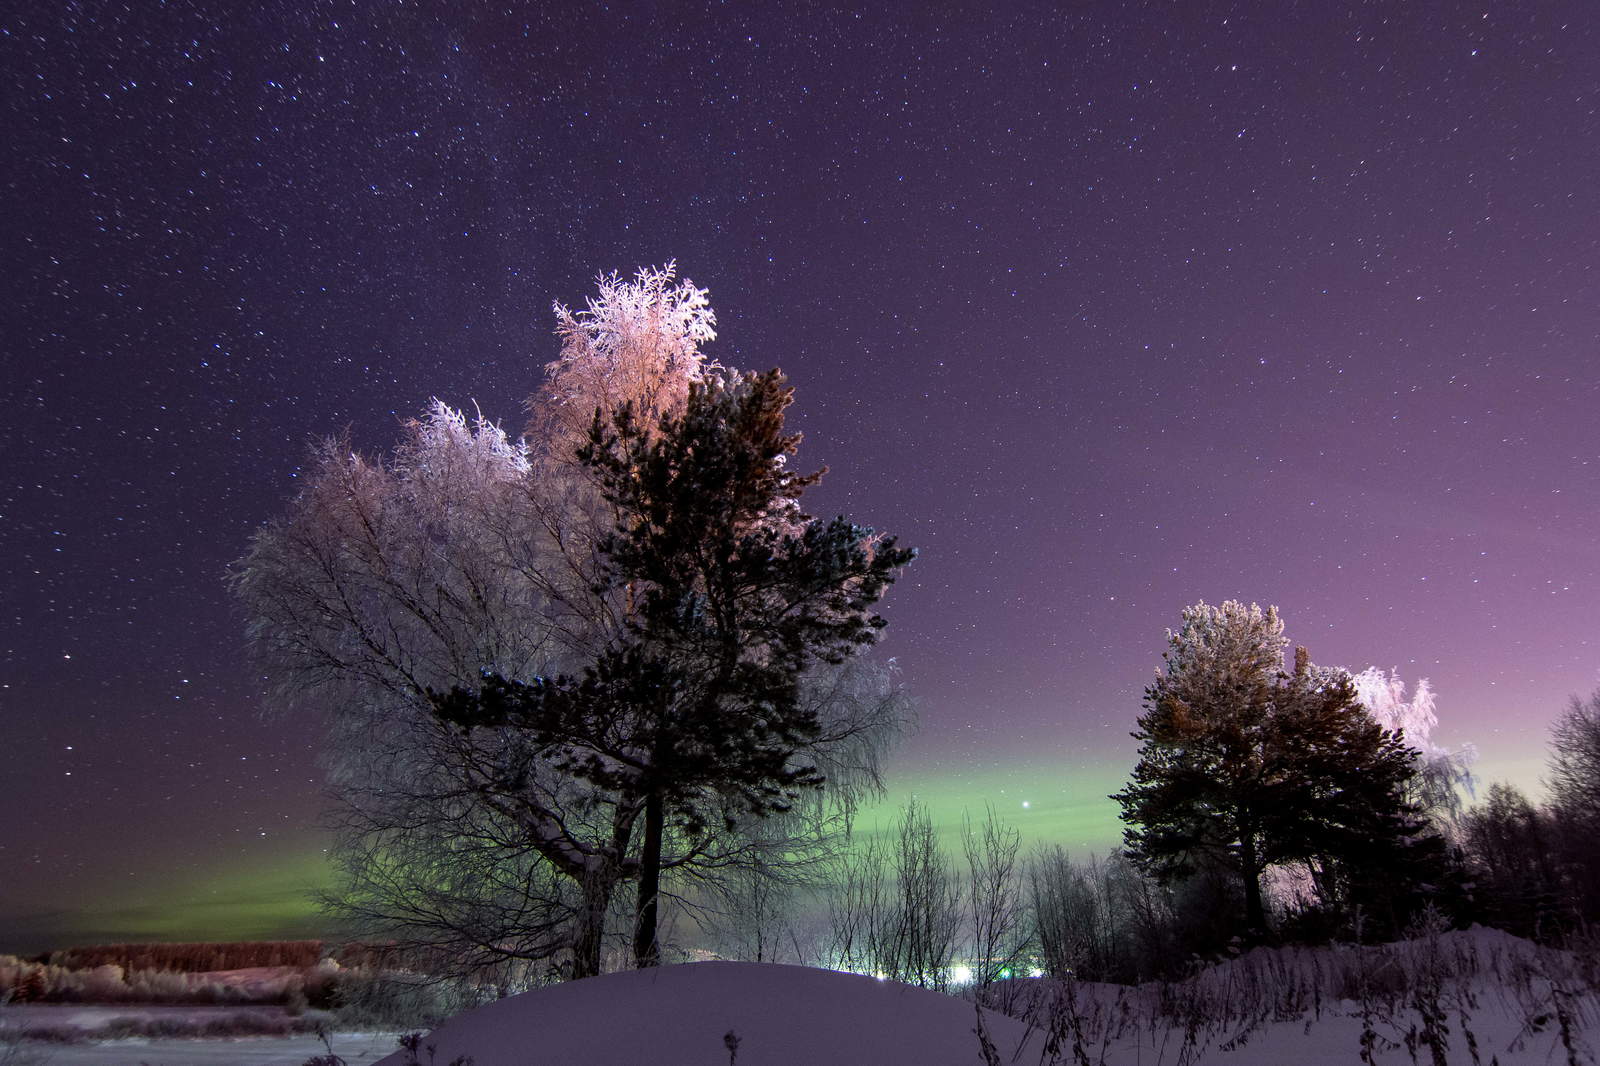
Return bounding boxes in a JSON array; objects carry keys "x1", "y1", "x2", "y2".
[
  {"x1": 372, "y1": 929, "x2": 1600, "y2": 1066},
  {"x1": 370, "y1": 961, "x2": 1036, "y2": 1066}
]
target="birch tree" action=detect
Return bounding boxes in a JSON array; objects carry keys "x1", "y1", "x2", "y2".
[{"x1": 1350, "y1": 667, "x2": 1476, "y2": 821}]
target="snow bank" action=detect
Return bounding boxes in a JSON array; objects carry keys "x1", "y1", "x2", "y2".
[
  {"x1": 370, "y1": 930, "x2": 1600, "y2": 1066},
  {"x1": 371, "y1": 961, "x2": 1036, "y2": 1066}
]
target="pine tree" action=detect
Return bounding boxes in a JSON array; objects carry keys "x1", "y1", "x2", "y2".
[
  {"x1": 435, "y1": 369, "x2": 915, "y2": 967},
  {"x1": 1274, "y1": 658, "x2": 1458, "y2": 937},
  {"x1": 1113, "y1": 601, "x2": 1429, "y2": 941}
]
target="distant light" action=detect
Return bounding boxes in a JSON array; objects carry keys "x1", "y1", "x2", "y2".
[{"x1": 951, "y1": 964, "x2": 974, "y2": 985}]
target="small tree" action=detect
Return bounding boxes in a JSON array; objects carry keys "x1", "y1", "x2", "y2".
[
  {"x1": 830, "y1": 799, "x2": 962, "y2": 989},
  {"x1": 1029, "y1": 848, "x2": 1156, "y2": 983},
  {"x1": 1113, "y1": 601, "x2": 1427, "y2": 941},
  {"x1": 962, "y1": 806, "x2": 1030, "y2": 993},
  {"x1": 1549, "y1": 691, "x2": 1600, "y2": 826},
  {"x1": 1547, "y1": 691, "x2": 1600, "y2": 925},
  {"x1": 436, "y1": 369, "x2": 915, "y2": 968}
]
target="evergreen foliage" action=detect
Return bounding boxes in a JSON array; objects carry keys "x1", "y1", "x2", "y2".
[
  {"x1": 1112, "y1": 601, "x2": 1439, "y2": 941},
  {"x1": 434, "y1": 369, "x2": 914, "y2": 967}
]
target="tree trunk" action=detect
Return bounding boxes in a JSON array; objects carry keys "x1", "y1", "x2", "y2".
[
  {"x1": 572, "y1": 867, "x2": 614, "y2": 979},
  {"x1": 1239, "y1": 835, "x2": 1269, "y2": 941},
  {"x1": 633, "y1": 790, "x2": 665, "y2": 967}
]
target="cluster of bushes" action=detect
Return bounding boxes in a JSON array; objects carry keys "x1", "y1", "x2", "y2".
[
  {"x1": 705, "y1": 802, "x2": 1242, "y2": 989},
  {"x1": 1458, "y1": 784, "x2": 1600, "y2": 943},
  {"x1": 991, "y1": 920, "x2": 1600, "y2": 1066},
  {"x1": 0, "y1": 954, "x2": 343, "y2": 1009},
  {"x1": 804, "y1": 805, "x2": 1376, "y2": 989}
]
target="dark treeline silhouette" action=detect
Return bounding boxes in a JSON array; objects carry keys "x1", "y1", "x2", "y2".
[
  {"x1": 1457, "y1": 690, "x2": 1600, "y2": 943},
  {"x1": 45, "y1": 940, "x2": 326, "y2": 972},
  {"x1": 1052, "y1": 685, "x2": 1600, "y2": 979},
  {"x1": 817, "y1": 616, "x2": 1600, "y2": 989}
]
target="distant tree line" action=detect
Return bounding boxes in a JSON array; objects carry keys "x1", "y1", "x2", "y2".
[
  {"x1": 0, "y1": 950, "x2": 341, "y2": 1007},
  {"x1": 794, "y1": 602, "x2": 1600, "y2": 989},
  {"x1": 1456, "y1": 691, "x2": 1600, "y2": 943},
  {"x1": 44, "y1": 940, "x2": 325, "y2": 972}
]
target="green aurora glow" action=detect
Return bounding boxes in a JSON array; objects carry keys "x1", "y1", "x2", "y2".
[
  {"x1": 18, "y1": 759, "x2": 1127, "y2": 953},
  {"x1": 24, "y1": 751, "x2": 1535, "y2": 954}
]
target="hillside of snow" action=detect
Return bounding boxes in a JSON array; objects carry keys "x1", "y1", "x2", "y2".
[
  {"x1": 376, "y1": 928, "x2": 1600, "y2": 1066},
  {"x1": 370, "y1": 961, "x2": 1038, "y2": 1066}
]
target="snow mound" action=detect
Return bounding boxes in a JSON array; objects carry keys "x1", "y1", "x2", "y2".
[{"x1": 372, "y1": 961, "x2": 1035, "y2": 1066}]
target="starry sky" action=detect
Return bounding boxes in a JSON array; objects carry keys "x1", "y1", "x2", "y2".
[{"x1": 4, "y1": 1, "x2": 1598, "y2": 952}]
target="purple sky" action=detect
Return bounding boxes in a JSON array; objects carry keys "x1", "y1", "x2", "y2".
[{"x1": 4, "y1": 2, "x2": 1597, "y2": 949}]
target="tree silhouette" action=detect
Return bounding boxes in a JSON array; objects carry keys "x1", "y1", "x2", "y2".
[{"x1": 1113, "y1": 601, "x2": 1428, "y2": 940}]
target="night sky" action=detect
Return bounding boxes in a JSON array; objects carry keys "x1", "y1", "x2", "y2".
[{"x1": 5, "y1": 2, "x2": 1598, "y2": 951}]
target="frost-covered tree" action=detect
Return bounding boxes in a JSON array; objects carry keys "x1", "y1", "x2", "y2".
[
  {"x1": 1113, "y1": 601, "x2": 1430, "y2": 939},
  {"x1": 529, "y1": 262, "x2": 717, "y2": 457},
  {"x1": 232, "y1": 401, "x2": 616, "y2": 976},
  {"x1": 1349, "y1": 667, "x2": 1476, "y2": 820},
  {"x1": 234, "y1": 266, "x2": 906, "y2": 980}
]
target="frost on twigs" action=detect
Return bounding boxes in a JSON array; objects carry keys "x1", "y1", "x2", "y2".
[
  {"x1": 534, "y1": 262, "x2": 719, "y2": 454},
  {"x1": 1351, "y1": 667, "x2": 1477, "y2": 820}
]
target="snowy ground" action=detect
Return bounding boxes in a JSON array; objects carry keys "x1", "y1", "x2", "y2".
[
  {"x1": 369, "y1": 961, "x2": 1039, "y2": 1066},
  {"x1": 0, "y1": 1006, "x2": 396, "y2": 1066},
  {"x1": 10, "y1": 927, "x2": 1596, "y2": 1065},
  {"x1": 369, "y1": 928, "x2": 1600, "y2": 1066}
]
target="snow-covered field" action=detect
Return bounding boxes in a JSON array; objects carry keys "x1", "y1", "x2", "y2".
[
  {"x1": 0, "y1": 1006, "x2": 394, "y2": 1066},
  {"x1": 10, "y1": 927, "x2": 1596, "y2": 1065},
  {"x1": 371, "y1": 928, "x2": 1600, "y2": 1066},
  {"x1": 370, "y1": 961, "x2": 1037, "y2": 1066}
]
